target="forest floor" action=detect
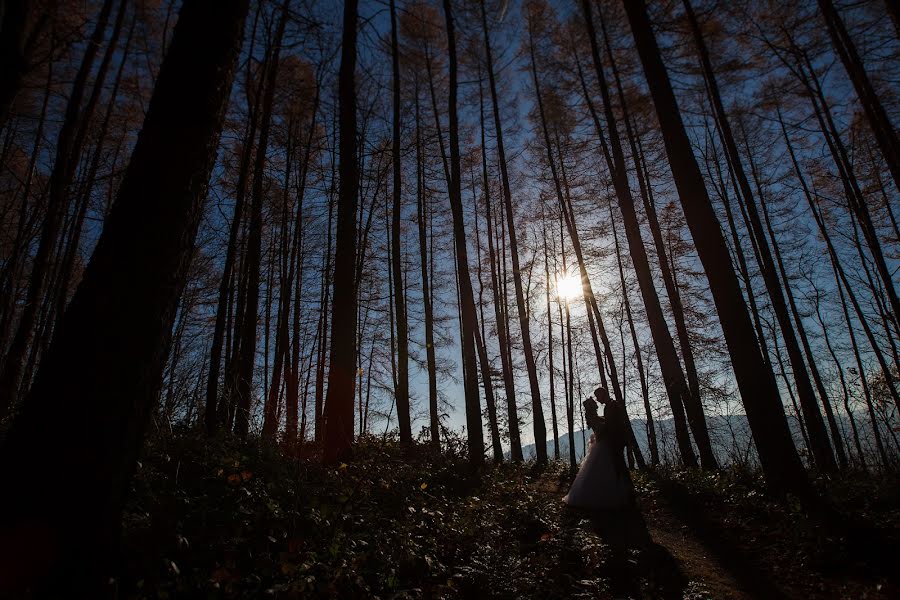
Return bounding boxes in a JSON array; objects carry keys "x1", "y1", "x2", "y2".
[{"x1": 119, "y1": 432, "x2": 900, "y2": 599}]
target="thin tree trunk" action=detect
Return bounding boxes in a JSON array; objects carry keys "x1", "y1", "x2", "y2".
[
  {"x1": 389, "y1": 0, "x2": 410, "y2": 444},
  {"x1": 0, "y1": 0, "x2": 117, "y2": 414},
  {"x1": 741, "y1": 120, "x2": 847, "y2": 468},
  {"x1": 204, "y1": 1, "x2": 265, "y2": 434},
  {"x1": 478, "y1": 72, "x2": 521, "y2": 461},
  {"x1": 541, "y1": 211, "x2": 560, "y2": 460},
  {"x1": 235, "y1": 3, "x2": 288, "y2": 438},
  {"x1": 413, "y1": 75, "x2": 439, "y2": 449},
  {"x1": 817, "y1": 0, "x2": 900, "y2": 190},
  {"x1": 0, "y1": 0, "x2": 57, "y2": 130},
  {"x1": 471, "y1": 163, "x2": 503, "y2": 462},
  {"x1": 480, "y1": 0, "x2": 545, "y2": 463},
  {"x1": 0, "y1": 58, "x2": 52, "y2": 356},
  {"x1": 777, "y1": 105, "x2": 900, "y2": 406},
  {"x1": 443, "y1": 0, "x2": 484, "y2": 468}
]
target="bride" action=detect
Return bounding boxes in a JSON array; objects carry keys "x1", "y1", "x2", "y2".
[{"x1": 563, "y1": 391, "x2": 634, "y2": 510}]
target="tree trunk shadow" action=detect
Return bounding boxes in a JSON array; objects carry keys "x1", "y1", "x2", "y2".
[
  {"x1": 575, "y1": 506, "x2": 688, "y2": 599},
  {"x1": 649, "y1": 476, "x2": 788, "y2": 599}
]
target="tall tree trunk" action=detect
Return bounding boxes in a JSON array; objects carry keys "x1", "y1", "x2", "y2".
[
  {"x1": 413, "y1": 76, "x2": 439, "y2": 449},
  {"x1": 683, "y1": 0, "x2": 835, "y2": 471},
  {"x1": 622, "y1": 0, "x2": 809, "y2": 496},
  {"x1": 203, "y1": 2, "x2": 265, "y2": 434},
  {"x1": 0, "y1": 0, "x2": 116, "y2": 415},
  {"x1": 0, "y1": 0, "x2": 57, "y2": 130},
  {"x1": 323, "y1": 0, "x2": 360, "y2": 463},
  {"x1": 47, "y1": 0, "x2": 130, "y2": 362},
  {"x1": 792, "y1": 42, "x2": 900, "y2": 329},
  {"x1": 471, "y1": 165, "x2": 504, "y2": 462},
  {"x1": 541, "y1": 211, "x2": 560, "y2": 460},
  {"x1": 480, "y1": 0, "x2": 545, "y2": 464},
  {"x1": 817, "y1": 0, "x2": 900, "y2": 190},
  {"x1": 478, "y1": 72, "x2": 521, "y2": 461},
  {"x1": 739, "y1": 118, "x2": 848, "y2": 468},
  {"x1": 777, "y1": 105, "x2": 900, "y2": 406},
  {"x1": 608, "y1": 198, "x2": 653, "y2": 468},
  {"x1": 0, "y1": 0, "x2": 249, "y2": 593},
  {"x1": 388, "y1": 0, "x2": 411, "y2": 444},
  {"x1": 443, "y1": 0, "x2": 484, "y2": 468},
  {"x1": 0, "y1": 58, "x2": 52, "y2": 355},
  {"x1": 581, "y1": 0, "x2": 705, "y2": 468},
  {"x1": 235, "y1": 3, "x2": 288, "y2": 438}
]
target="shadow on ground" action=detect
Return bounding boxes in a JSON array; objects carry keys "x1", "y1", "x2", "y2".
[{"x1": 649, "y1": 475, "x2": 788, "y2": 599}]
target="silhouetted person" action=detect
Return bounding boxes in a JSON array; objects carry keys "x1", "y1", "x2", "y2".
[{"x1": 595, "y1": 386, "x2": 628, "y2": 484}]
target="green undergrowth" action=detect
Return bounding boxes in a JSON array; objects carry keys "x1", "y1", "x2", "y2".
[
  {"x1": 122, "y1": 432, "x2": 592, "y2": 598},
  {"x1": 120, "y1": 432, "x2": 899, "y2": 599}
]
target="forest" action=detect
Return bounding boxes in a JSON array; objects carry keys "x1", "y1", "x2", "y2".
[{"x1": 0, "y1": 0, "x2": 898, "y2": 597}]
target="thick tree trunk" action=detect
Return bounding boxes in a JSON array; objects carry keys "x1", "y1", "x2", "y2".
[
  {"x1": 622, "y1": 0, "x2": 809, "y2": 496},
  {"x1": 682, "y1": 0, "x2": 835, "y2": 471},
  {"x1": 581, "y1": 0, "x2": 705, "y2": 468},
  {"x1": 323, "y1": 0, "x2": 360, "y2": 464},
  {"x1": 0, "y1": 0, "x2": 249, "y2": 593}
]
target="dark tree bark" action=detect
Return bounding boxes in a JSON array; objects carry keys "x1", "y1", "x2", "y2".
[
  {"x1": 471, "y1": 164, "x2": 503, "y2": 462},
  {"x1": 541, "y1": 212, "x2": 560, "y2": 460},
  {"x1": 413, "y1": 74, "x2": 439, "y2": 449},
  {"x1": 48, "y1": 0, "x2": 130, "y2": 361},
  {"x1": 817, "y1": 0, "x2": 900, "y2": 190},
  {"x1": 581, "y1": 0, "x2": 707, "y2": 468},
  {"x1": 682, "y1": 0, "x2": 835, "y2": 472},
  {"x1": 478, "y1": 71, "x2": 521, "y2": 461},
  {"x1": 479, "y1": 0, "x2": 545, "y2": 465},
  {"x1": 0, "y1": 0, "x2": 116, "y2": 415},
  {"x1": 0, "y1": 0, "x2": 57, "y2": 130},
  {"x1": 739, "y1": 117, "x2": 847, "y2": 468},
  {"x1": 389, "y1": 0, "x2": 411, "y2": 444},
  {"x1": 236, "y1": 3, "x2": 288, "y2": 439},
  {"x1": 777, "y1": 105, "x2": 900, "y2": 407},
  {"x1": 0, "y1": 57, "x2": 52, "y2": 355},
  {"x1": 323, "y1": 0, "x2": 360, "y2": 464},
  {"x1": 206, "y1": 2, "x2": 265, "y2": 434},
  {"x1": 622, "y1": 0, "x2": 809, "y2": 496},
  {"x1": 0, "y1": 0, "x2": 249, "y2": 593},
  {"x1": 443, "y1": 0, "x2": 484, "y2": 468}
]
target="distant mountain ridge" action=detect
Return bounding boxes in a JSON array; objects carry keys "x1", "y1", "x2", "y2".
[{"x1": 517, "y1": 412, "x2": 887, "y2": 464}]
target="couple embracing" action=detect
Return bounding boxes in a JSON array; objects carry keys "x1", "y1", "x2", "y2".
[{"x1": 563, "y1": 386, "x2": 635, "y2": 510}]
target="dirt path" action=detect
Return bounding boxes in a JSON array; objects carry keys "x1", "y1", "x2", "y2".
[{"x1": 532, "y1": 477, "x2": 779, "y2": 599}]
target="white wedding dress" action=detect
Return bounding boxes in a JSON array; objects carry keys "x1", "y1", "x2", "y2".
[{"x1": 563, "y1": 431, "x2": 634, "y2": 510}]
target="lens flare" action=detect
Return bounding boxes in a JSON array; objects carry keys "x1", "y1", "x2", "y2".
[{"x1": 555, "y1": 273, "x2": 581, "y2": 301}]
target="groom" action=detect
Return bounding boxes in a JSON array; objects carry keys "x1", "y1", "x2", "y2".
[{"x1": 595, "y1": 386, "x2": 627, "y2": 480}]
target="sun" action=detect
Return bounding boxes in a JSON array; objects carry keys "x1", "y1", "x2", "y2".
[{"x1": 555, "y1": 273, "x2": 582, "y2": 302}]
